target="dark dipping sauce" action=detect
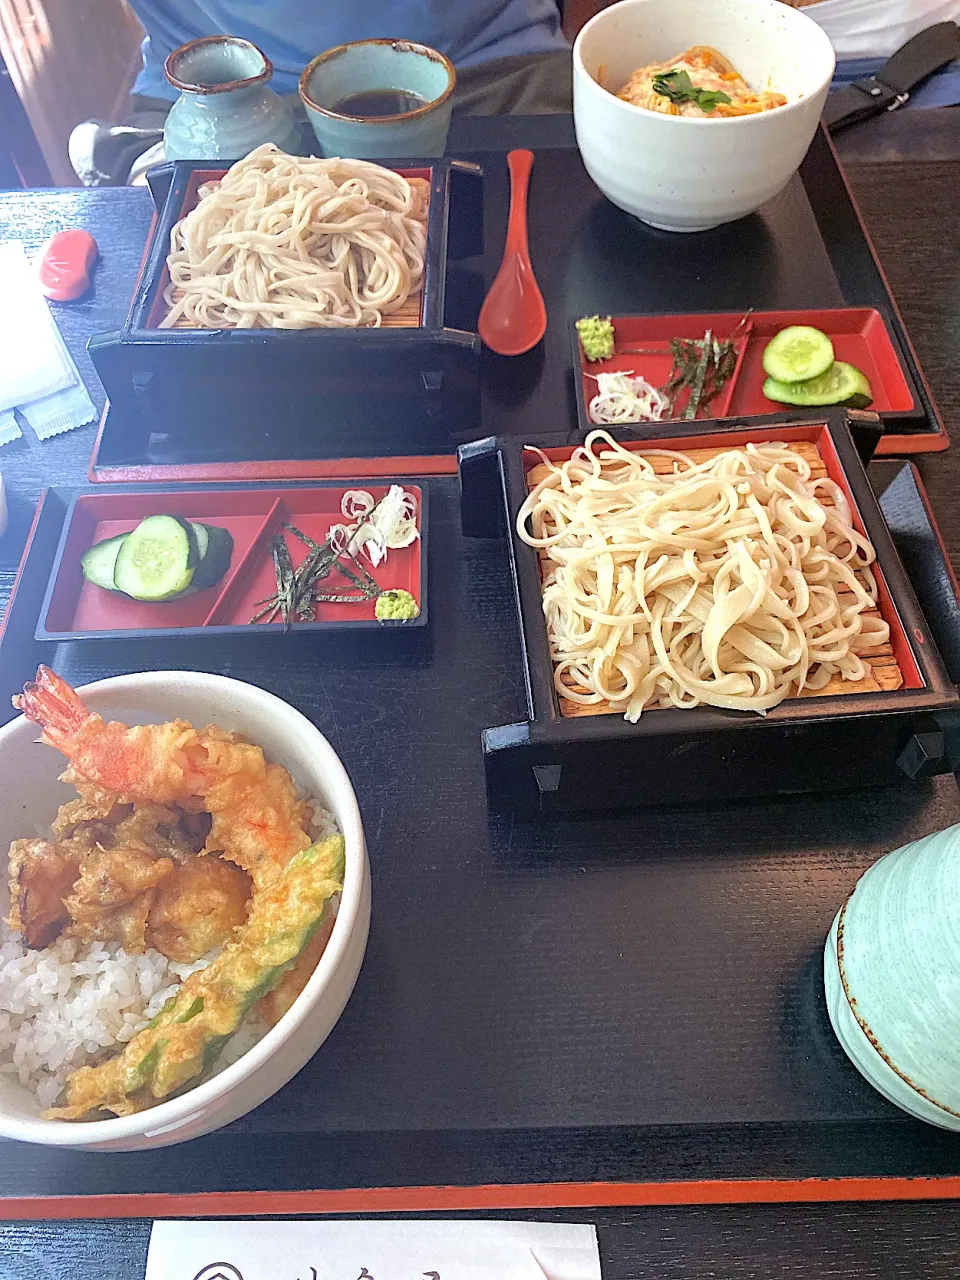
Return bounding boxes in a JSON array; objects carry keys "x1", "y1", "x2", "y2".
[{"x1": 332, "y1": 88, "x2": 430, "y2": 117}]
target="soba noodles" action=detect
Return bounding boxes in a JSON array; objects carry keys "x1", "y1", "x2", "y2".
[
  {"x1": 516, "y1": 431, "x2": 890, "y2": 719},
  {"x1": 161, "y1": 144, "x2": 428, "y2": 329}
]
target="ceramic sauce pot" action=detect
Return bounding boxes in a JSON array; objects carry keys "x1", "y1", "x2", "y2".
[
  {"x1": 824, "y1": 822, "x2": 960, "y2": 1129},
  {"x1": 163, "y1": 36, "x2": 302, "y2": 161}
]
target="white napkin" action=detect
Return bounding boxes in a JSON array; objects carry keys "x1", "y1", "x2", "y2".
[
  {"x1": 146, "y1": 1220, "x2": 602, "y2": 1280},
  {"x1": 0, "y1": 242, "x2": 73, "y2": 410},
  {"x1": 532, "y1": 1245, "x2": 604, "y2": 1280},
  {"x1": 0, "y1": 241, "x2": 96, "y2": 442}
]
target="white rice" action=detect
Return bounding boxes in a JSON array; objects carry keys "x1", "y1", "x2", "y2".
[{"x1": 0, "y1": 797, "x2": 338, "y2": 1114}]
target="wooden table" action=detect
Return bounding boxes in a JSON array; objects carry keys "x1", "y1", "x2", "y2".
[{"x1": 0, "y1": 115, "x2": 959, "y2": 1278}]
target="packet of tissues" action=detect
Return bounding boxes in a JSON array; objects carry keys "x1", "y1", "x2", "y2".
[
  {"x1": 0, "y1": 410, "x2": 21, "y2": 448},
  {"x1": 0, "y1": 241, "x2": 96, "y2": 441}
]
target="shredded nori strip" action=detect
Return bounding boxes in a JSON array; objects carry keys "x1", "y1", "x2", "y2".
[
  {"x1": 250, "y1": 536, "x2": 294, "y2": 626},
  {"x1": 659, "y1": 311, "x2": 752, "y2": 420},
  {"x1": 683, "y1": 329, "x2": 712, "y2": 420},
  {"x1": 250, "y1": 521, "x2": 382, "y2": 625}
]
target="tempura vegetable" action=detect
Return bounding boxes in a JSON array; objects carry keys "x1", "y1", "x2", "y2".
[
  {"x1": 10, "y1": 798, "x2": 251, "y2": 962},
  {"x1": 256, "y1": 910, "x2": 337, "y2": 1028},
  {"x1": 8, "y1": 838, "x2": 81, "y2": 949},
  {"x1": 145, "y1": 855, "x2": 252, "y2": 964},
  {"x1": 14, "y1": 667, "x2": 313, "y2": 892},
  {"x1": 45, "y1": 834, "x2": 345, "y2": 1120},
  {"x1": 63, "y1": 844, "x2": 173, "y2": 951}
]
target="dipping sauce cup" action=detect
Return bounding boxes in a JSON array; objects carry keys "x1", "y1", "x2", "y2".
[{"x1": 299, "y1": 39, "x2": 456, "y2": 159}]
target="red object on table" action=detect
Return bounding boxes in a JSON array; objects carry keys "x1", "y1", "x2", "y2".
[
  {"x1": 478, "y1": 149, "x2": 546, "y2": 356},
  {"x1": 38, "y1": 229, "x2": 98, "y2": 301},
  {"x1": 575, "y1": 308, "x2": 919, "y2": 426},
  {"x1": 38, "y1": 482, "x2": 426, "y2": 640}
]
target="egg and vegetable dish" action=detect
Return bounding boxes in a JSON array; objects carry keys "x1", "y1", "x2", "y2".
[{"x1": 617, "y1": 46, "x2": 787, "y2": 118}]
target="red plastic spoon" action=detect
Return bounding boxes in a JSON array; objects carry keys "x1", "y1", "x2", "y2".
[{"x1": 478, "y1": 149, "x2": 546, "y2": 357}]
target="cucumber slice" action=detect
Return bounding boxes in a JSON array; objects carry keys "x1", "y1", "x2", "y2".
[
  {"x1": 112, "y1": 515, "x2": 195, "y2": 601},
  {"x1": 180, "y1": 517, "x2": 203, "y2": 569},
  {"x1": 762, "y1": 361, "x2": 873, "y2": 408},
  {"x1": 80, "y1": 533, "x2": 127, "y2": 592},
  {"x1": 190, "y1": 523, "x2": 234, "y2": 591},
  {"x1": 188, "y1": 521, "x2": 209, "y2": 563},
  {"x1": 762, "y1": 326, "x2": 835, "y2": 383}
]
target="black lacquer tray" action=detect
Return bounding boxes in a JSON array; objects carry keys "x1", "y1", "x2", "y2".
[
  {"x1": 87, "y1": 129, "x2": 946, "y2": 484},
  {"x1": 3, "y1": 459, "x2": 960, "y2": 1205},
  {"x1": 6, "y1": 1200, "x2": 960, "y2": 1280},
  {"x1": 89, "y1": 156, "x2": 485, "y2": 470},
  {"x1": 458, "y1": 413, "x2": 960, "y2": 814}
]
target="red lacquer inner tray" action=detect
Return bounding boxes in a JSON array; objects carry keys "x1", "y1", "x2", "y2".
[
  {"x1": 574, "y1": 309, "x2": 919, "y2": 432},
  {"x1": 37, "y1": 483, "x2": 426, "y2": 641}
]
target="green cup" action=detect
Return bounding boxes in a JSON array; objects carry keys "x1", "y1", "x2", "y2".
[{"x1": 299, "y1": 39, "x2": 456, "y2": 159}]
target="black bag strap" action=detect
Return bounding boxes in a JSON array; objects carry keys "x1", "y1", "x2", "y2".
[{"x1": 823, "y1": 20, "x2": 960, "y2": 132}]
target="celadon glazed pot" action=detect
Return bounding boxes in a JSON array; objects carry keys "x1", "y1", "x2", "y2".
[
  {"x1": 163, "y1": 36, "x2": 301, "y2": 161},
  {"x1": 824, "y1": 822, "x2": 960, "y2": 1130}
]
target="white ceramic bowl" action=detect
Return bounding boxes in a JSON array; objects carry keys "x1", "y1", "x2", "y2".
[
  {"x1": 573, "y1": 0, "x2": 836, "y2": 231},
  {"x1": 823, "y1": 824, "x2": 960, "y2": 1131},
  {"x1": 0, "y1": 671, "x2": 370, "y2": 1150}
]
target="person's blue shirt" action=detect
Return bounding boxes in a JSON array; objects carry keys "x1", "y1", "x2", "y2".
[{"x1": 129, "y1": 0, "x2": 569, "y2": 99}]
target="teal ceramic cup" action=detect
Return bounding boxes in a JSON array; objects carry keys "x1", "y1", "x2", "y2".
[{"x1": 299, "y1": 39, "x2": 456, "y2": 159}]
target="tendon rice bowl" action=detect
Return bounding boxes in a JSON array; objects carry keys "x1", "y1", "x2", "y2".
[
  {"x1": 0, "y1": 797, "x2": 338, "y2": 1113},
  {"x1": 0, "y1": 672, "x2": 369, "y2": 1150}
]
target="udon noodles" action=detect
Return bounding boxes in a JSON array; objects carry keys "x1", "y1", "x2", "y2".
[
  {"x1": 161, "y1": 144, "x2": 428, "y2": 329},
  {"x1": 517, "y1": 431, "x2": 890, "y2": 719}
]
